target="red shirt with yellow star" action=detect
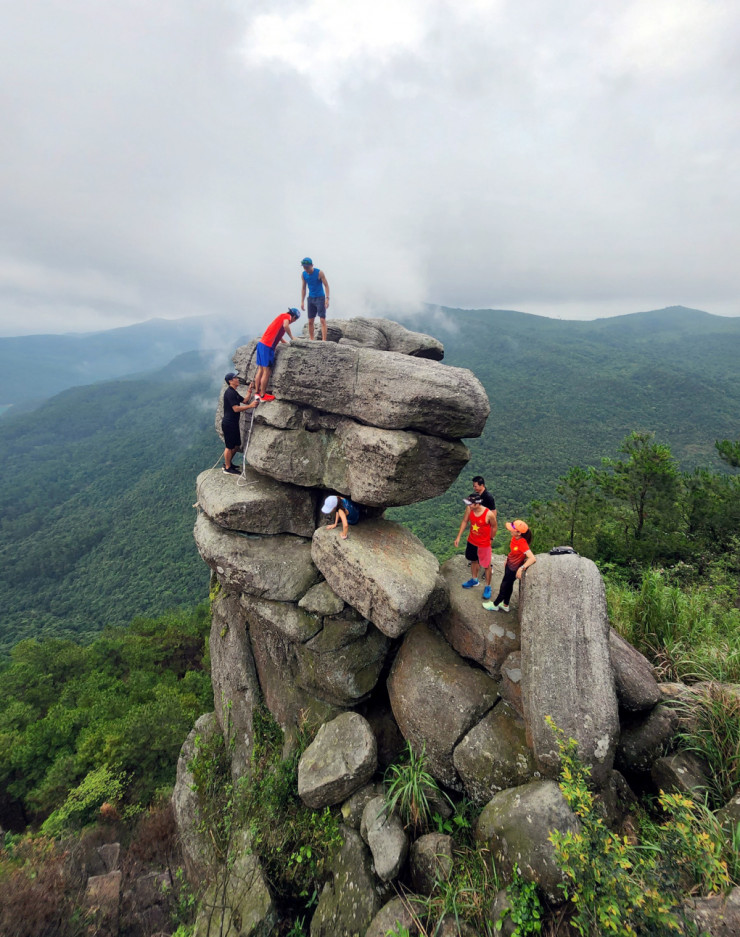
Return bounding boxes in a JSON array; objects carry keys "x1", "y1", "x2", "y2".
[{"x1": 467, "y1": 508, "x2": 494, "y2": 547}]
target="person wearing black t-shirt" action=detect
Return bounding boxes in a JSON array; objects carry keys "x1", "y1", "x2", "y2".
[{"x1": 222, "y1": 372, "x2": 260, "y2": 475}]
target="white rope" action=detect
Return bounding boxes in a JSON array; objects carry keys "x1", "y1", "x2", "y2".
[{"x1": 237, "y1": 408, "x2": 257, "y2": 487}]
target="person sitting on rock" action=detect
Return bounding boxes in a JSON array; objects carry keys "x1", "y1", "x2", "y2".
[
  {"x1": 221, "y1": 372, "x2": 260, "y2": 475},
  {"x1": 483, "y1": 520, "x2": 536, "y2": 612},
  {"x1": 322, "y1": 494, "x2": 360, "y2": 539},
  {"x1": 456, "y1": 494, "x2": 496, "y2": 595},
  {"x1": 254, "y1": 308, "x2": 300, "y2": 401}
]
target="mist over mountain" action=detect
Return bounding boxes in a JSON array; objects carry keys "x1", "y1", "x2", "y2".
[{"x1": 1, "y1": 305, "x2": 738, "y2": 650}]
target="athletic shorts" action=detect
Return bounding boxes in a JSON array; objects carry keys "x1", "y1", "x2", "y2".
[
  {"x1": 256, "y1": 341, "x2": 275, "y2": 367},
  {"x1": 465, "y1": 540, "x2": 491, "y2": 568},
  {"x1": 307, "y1": 296, "x2": 326, "y2": 319},
  {"x1": 222, "y1": 420, "x2": 241, "y2": 450}
]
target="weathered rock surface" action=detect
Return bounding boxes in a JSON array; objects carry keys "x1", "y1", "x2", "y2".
[
  {"x1": 475, "y1": 780, "x2": 580, "y2": 902},
  {"x1": 360, "y1": 796, "x2": 409, "y2": 882},
  {"x1": 233, "y1": 336, "x2": 489, "y2": 439},
  {"x1": 172, "y1": 712, "x2": 219, "y2": 881},
  {"x1": 341, "y1": 782, "x2": 386, "y2": 830},
  {"x1": 312, "y1": 520, "x2": 448, "y2": 638},
  {"x1": 388, "y1": 622, "x2": 499, "y2": 789},
  {"x1": 310, "y1": 826, "x2": 383, "y2": 937},
  {"x1": 454, "y1": 702, "x2": 537, "y2": 806},
  {"x1": 717, "y1": 791, "x2": 740, "y2": 836},
  {"x1": 520, "y1": 554, "x2": 619, "y2": 787},
  {"x1": 299, "y1": 581, "x2": 345, "y2": 616},
  {"x1": 650, "y1": 751, "x2": 711, "y2": 798},
  {"x1": 321, "y1": 317, "x2": 445, "y2": 359},
  {"x1": 241, "y1": 593, "x2": 323, "y2": 643},
  {"x1": 500, "y1": 651, "x2": 523, "y2": 717},
  {"x1": 616, "y1": 703, "x2": 680, "y2": 775},
  {"x1": 210, "y1": 590, "x2": 260, "y2": 777},
  {"x1": 436, "y1": 555, "x2": 520, "y2": 678},
  {"x1": 682, "y1": 886, "x2": 740, "y2": 937},
  {"x1": 409, "y1": 833, "x2": 454, "y2": 895},
  {"x1": 365, "y1": 896, "x2": 422, "y2": 937},
  {"x1": 84, "y1": 870, "x2": 121, "y2": 931},
  {"x1": 194, "y1": 513, "x2": 320, "y2": 601},
  {"x1": 246, "y1": 419, "x2": 470, "y2": 507},
  {"x1": 195, "y1": 466, "x2": 318, "y2": 538},
  {"x1": 298, "y1": 713, "x2": 378, "y2": 808},
  {"x1": 609, "y1": 628, "x2": 662, "y2": 712},
  {"x1": 193, "y1": 831, "x2": 277, "y2": 937}
]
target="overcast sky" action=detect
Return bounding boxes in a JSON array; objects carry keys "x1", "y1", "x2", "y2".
[{"x1": 1, "y1": 0, "x2": 738, "y2": 337}]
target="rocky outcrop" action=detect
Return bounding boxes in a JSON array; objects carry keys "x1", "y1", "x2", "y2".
[
  {"x1": 409, "y1": 833, "x2": 454, "y2": 895},
  {"x1": 320, "y1": 317, "x2": 444, "y2": 359},
  {"x1": 609, "y1": 629, "x2": 662, "y2": 712},
  {"x1": 520, "y1": 553, "x2": 619, "y2": 787},
  {"x1": 172, "y1": 712, "x2": 219, "y2": 880},
  {"x1": 298, "y1": 713, "x2": 378, "y2": 808},
  {"x1": 387, "y1": 623, "x2": 499, "y2": 789},
  {"x1": 616, "y1": 703, "x2": 680, "y2": 775},
  {"x1": 360, "y1": 796, "x2": 409, "y2": 882},
  {"x1": 312, "y1": 520, "x2": 448, "y2": 638}
]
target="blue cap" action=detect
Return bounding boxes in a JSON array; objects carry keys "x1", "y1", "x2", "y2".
[
  {"x1": 288, "y1": 307, "x2": 300, "y2": 318},
  {"x1": 224, "y1": 371, "x2": 239, "y2": 382},
  {"x1": 301, "y1": 257, "x2": 313, "y2": 266}
]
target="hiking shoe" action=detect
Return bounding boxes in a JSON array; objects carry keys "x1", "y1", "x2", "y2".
[
  {"x1": 261, "y1": 393, "x2": 276, "y2": 401},
  {"x1": 222, "y1": 465, "x2": 240, "y2": 475},
  {"x1": 462, "y1": 578, "x2": 479, "y2": 589},
  {"x1": 482, "y1": 600, "x2": 509, "y2": 612},
  {"x1": 483, "y1": 585, "x2": 492, "y2": 600}
]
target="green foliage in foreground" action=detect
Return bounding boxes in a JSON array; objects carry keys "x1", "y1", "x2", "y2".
[
  {"x1": 384, "y1": 742, "x2": 452, "y2": 834},
  {"x1": 542, "y1": 720, "x2": 734, "y2": 937},
  {"x1": 0, "y1": 604, "x2": 211, "y2": 828}
]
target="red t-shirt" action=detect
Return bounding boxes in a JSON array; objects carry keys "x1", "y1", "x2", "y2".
[
  {"x1": 506, "y1": 534, "x2": 531, "y2": 569},
  {"x1": 261, "y1": 313, "x2": 291, "y2": 349},
  {"x1": 468, "y1": 509, "x2": 494, "y2": 547}
]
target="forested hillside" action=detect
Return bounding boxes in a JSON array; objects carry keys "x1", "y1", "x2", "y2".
[{"x1": 1, "y1": 306, "x2": 739, "y2": 650}]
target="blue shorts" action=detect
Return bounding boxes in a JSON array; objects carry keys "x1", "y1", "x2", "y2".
[
  {"x1": 307, "y1": 296, "x2": 326, "y2": 319},
  {"x1": 256, "y1": 341, "x2": 275, "y2": 367}
]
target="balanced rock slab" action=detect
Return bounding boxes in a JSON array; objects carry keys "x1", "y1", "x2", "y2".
[
  {"x1": 194, "y1": 513, "x2": 320, "y2": 601},
  {"x1": 387, "y1": 622, "x2": 499, "y2": 788},
  {"x1": 195, "y1": 465, "x2": 318, "y2": 537},
  {"x1": 233, "y1": 336, "x2": 489, "y2": 439},
  {"x1": 436, "y1": 555, "x2": 520, "y2": 678},
  {"x1": 520, "y1": 554, "x2": 619, "y2": 787},
  {"x1": 609, "y1": 629, "x2": 661, "y2": 712},
  {"x1": 321, "y1": 316, "x2": 445, "y2": 359},
  {"x1": 298, "y1": 712, "x2": 378, "y2": 808},
  {"x1": 312, "y1": 520, "x2": 448, "y2": 638},
  {"x1": 475, "y1": 780, "x2": 580, "y2": 902}
]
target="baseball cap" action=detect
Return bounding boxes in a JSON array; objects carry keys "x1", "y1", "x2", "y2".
[
  {"x1": 288, "y1": 307, "x2": 301, "y2": 318},
  {"x1": 506, "y1": 520, "x2": 529, "y2": 534},
  {"x1": 321, "y1": 495, "x2": 338, "y2": 514},
  {"x1": 224, "y1": 372, "x2": 239, "y2": 382},
  {"x1": 301, "y1": 257, "x2": 313, "y2": 266}
]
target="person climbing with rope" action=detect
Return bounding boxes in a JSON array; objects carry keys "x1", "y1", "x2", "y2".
[
  {"x1": 254, "y1": 308, "x2": 300, "y2": 401},
  {"x1": 222, "y1": 372, "x2": 260, "y2": 475}
]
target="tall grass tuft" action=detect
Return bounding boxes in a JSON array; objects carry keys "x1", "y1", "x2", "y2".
[{"x1": 606, "y1": 568, "x2": 740, "y2": 683}]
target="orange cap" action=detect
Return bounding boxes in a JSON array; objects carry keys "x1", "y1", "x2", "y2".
[{"x1": 506, "y1": 520, "x2": 529, "y2": 534}]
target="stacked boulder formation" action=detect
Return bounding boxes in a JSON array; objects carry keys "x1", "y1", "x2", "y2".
[{"x1": 178, "y1": 317, "x2": 733, "y2": 937}]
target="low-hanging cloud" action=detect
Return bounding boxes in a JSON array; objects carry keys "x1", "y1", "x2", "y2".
[{"x1": 0, "y1": 0, "x2": 737, "y2": 337}]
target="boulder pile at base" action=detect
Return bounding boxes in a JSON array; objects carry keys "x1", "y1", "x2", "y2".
[{"x1": 176, "y1": 317, "x2": 737, "y2": 937}]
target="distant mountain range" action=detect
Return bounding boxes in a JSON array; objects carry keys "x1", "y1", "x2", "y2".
[{"x1": 1, "y1": 305, "x2": 738, "y2": 650}]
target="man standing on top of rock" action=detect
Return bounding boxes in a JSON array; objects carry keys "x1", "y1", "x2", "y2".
[
  {"x1": 254, "y1": 308, "x2": 300, "y2": 401},
  {"x1": 456, "y1": 494, "x2": 497, "y2": 598},
  {"x1": 455, "y1": 477, "x2": 497, "y2": 599},
  {"x1": 221, "y1": 373, "x2": 261, "y2": 474},
  {"x1": 300, "y1": 257, "x2": 330, "y2": 341}
]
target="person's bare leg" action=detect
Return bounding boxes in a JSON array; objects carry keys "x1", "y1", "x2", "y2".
[
  {"x1": 320, "y1": 317, "x2": 327, "y2": 340},
  {"x1": 486, "y1": 565, "x2": 492, "y2": 586},
  {"x1": 308, "y1": 318, "x2": 315, "y2": 340},
  {"x1": 257, "y1": 367, "x2": 271, "y2": 397},
  {"x1": 471, "y1": 561, "x2": 480, "y2": 581},
  {"x1": 224, "y1": 446, "x2": 237, "y2": 469}
]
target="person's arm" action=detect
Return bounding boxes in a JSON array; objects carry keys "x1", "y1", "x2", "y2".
[
  {"x1": 516, "y1": 549, "x2": 536, "y2": 579},
  {"x1": 489, "y1": 509, "x2": 498, "y2": 541},
  {"x1": 320, "y1": 270, "x2": 330, "y2": 308},
  {"x1": 326, "y1": 511, "x2": 339, "y2": 529},
  {"x1": 301, "y1": 276, "x2": 307, "y2": 310},
  {"x1": 282, "y1": 316, "x2": 294, "y2": 342},
  {"x1": 454, "y1": 507, "x2": 471, "y2": 547}
]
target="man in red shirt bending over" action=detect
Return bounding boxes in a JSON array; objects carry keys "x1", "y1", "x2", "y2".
[{"x1": 254, "y1": 308, "x2": 300, "y2": 401}]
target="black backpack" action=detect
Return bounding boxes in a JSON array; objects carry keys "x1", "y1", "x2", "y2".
[{"x1": 549, "y1": 545, "x2": 578, "y2": 555}]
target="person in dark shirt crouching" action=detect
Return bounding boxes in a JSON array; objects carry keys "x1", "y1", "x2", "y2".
[{"x1": 222, "y1": 372, "x2": 260, "y2": 475}]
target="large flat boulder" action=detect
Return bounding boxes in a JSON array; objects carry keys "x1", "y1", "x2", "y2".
[
  {"x1": 312, "y1": 520, "x2": 448, "y2": 639},
  {"x1": 233, "y1": 337, "x2": 489, "y2": 439},
  {"x1": 194, "y1": 513, "x2": 320, "y2": 601},
  {"x1": 246, "y1": 419, "x2": 469, "y2": 508},
  {"x1": 318, "y1": 316, "x2": 445, "y2": 359},
  {"x1": 195, "y1": 466, "x2": 318, "y2": 538},
  {"x1": 387, "y1": 622, "x2": 499, "y2": 789},
  {"x1": 298, "y1": 713, "x2": 378, "y2": 808},
  {"x1": 210, "y1": 590, "x2": 261, "y2": 778},
  {"x1": 436, "y1": 555, "x2": 520, "y2": 678},
  {"x1": 520, "y1": 554, "x2": 619, "y2": 787}
]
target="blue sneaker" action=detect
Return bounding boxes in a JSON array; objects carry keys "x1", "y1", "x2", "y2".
[
  {"x1": 462, "y1": 578, "x2": 480, "y2": 589},
  {"x1": 483, "y1": 585, "x2": 492, "y2": 600}
]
